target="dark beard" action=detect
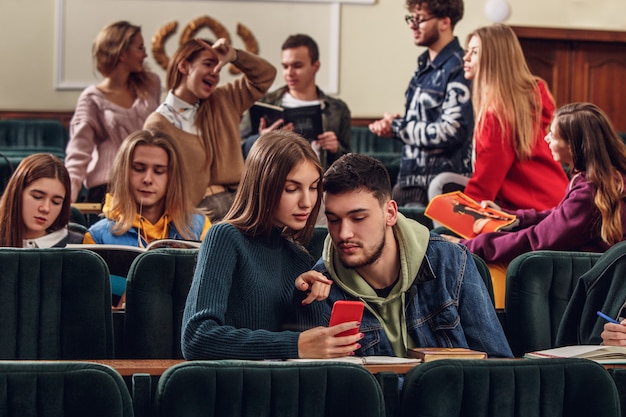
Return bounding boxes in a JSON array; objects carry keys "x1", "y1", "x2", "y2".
[
  {"x1": 341, "y1": 237, "x2": 385, "y2": 269},
  {"x1": 417, "y1": 27, "x2": 439, "y2": 48}
]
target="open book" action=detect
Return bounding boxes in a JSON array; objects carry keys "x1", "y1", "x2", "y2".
[
  {"x1": 287, "y1": 356, "x2": 422, "y2": 365},
  {"x1": 408, "y1": 347, "x2": 487, "y2": 362},
  {"x1": 249, "y1": 101, "x2": 323, "y2": 142},
  {"x1": 524, "y1": 345, "x2": 626, "y2": 364},
  {"x1": 425, "y1": 191, "x2": 517, "y2": 239},
  {"x1": 68, "y1": 239, "x2": 201, "y2": 253}
]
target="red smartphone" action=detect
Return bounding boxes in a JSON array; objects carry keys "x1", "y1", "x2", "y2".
[{"x1": 329, "y1": 300, "x2": 364, "y2": 337}]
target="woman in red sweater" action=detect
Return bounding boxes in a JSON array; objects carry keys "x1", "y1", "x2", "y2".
[{"x1": 428, "y1": 24, "x2": 568, "y2": 211}]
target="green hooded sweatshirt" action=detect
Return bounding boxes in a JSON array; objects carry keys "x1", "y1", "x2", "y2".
[{"x1": 322, "y1": 213, "x2": 430, "y2": 356}]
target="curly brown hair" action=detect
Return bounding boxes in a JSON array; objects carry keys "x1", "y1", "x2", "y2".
[{"x1": 405, "y1": 0, "x2": 464, "y2": 28}]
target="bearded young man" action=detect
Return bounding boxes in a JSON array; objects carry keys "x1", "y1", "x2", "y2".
[
  {"x1": 369, "y1": 0, "x2": 474, "y2": 208},
  {"x1": 307, "y1": 154, "x2": 512, "y2": 358}
]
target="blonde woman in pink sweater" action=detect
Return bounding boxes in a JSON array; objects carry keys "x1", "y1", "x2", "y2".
[{"x1": 65, "y1": 20, "x2": 161, "y2": 203}]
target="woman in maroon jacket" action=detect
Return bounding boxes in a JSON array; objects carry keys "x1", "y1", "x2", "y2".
[{"x1": 445, "y1": 103, "x2": 626, "y2": 308}]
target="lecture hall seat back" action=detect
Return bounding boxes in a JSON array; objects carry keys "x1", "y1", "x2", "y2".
[
  {"x1": 0, "y1": 248, "x2": 113, "y2": 359},
  {"x1": 154, "y1": 360, "x2": 386, "y2": 417},
  {"x1": 0, "y1": 361, "x2": 133, "y2": 417},
  {"x1": 123, "y1": 248, "x2": 199, "y2": 359},
  {"x1": 505, "y1": 250, "x2": 601, "y2": 357},
  {"x1": 400, "y1": 358, "x2": 620, "y2": 417}
]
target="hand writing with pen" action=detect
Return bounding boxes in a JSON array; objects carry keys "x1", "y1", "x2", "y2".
[{"x1": 598, "y1": 311, "x2": 626, "y2": 346}]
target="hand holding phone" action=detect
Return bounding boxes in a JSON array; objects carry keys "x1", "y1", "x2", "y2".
[{"x1": 329, "y1": 300, "x2": 364, "y2": 337}]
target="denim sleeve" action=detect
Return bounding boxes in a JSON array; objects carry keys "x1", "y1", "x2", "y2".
[{"x1": 457, "y1": 245, "x2": 513, "y2": 357}]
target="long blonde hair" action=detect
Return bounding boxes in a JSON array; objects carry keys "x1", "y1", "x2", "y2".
[
  {"x1": 107, "y1": 129, "x2": 199, "y2": 239},
  {"x1": 469, "y1": 24, "x2": 551, "y2": 160}
]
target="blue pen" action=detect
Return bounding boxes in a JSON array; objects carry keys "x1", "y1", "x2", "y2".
[{"x1": 597, "y1": 310, "x2": 620, "y2": 324}]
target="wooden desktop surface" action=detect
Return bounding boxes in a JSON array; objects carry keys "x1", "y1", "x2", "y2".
[
  {"x1": 4, "y1": 359, "x2": 621, "y2": 377},
  {"x1": 71, "y1": 202, "x2": 102, "y2": 214},
  {"x1": 81, "y1": 359, "x2": 420, "y2": 376}
]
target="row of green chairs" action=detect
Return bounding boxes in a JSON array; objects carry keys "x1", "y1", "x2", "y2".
[
  {"x1": 351, "y1": 125, "x2": 402, "y2": 187},
  {"x1": 0, "y1": 119, "x2": 67, "y2": 149},
  {"x1": 0, "y1": 247, "x2": 197, "y2": 360},
  {"x1": 4, "y1": 235, "x2": 624, "y2": 362},
  {"x1": 0, "y1": 358, "x2": 619, "y2": 417},
  {"x1": 0, "y1": 119, "x2": 68, "y2": 193},
  {"x1": 2, "y1": 244, "x2": 626, "y2": 417}
]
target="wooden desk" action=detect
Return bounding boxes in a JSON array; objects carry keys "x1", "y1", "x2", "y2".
[
  {"x1": 83, "y1": 359, "x2": 182, "y2": 376},
  {"x1": 82, "y1": 359, "x2": 419, "y2": 376},
  {"x1": 71, "y1": 202, "x2": 102, "y2": 214}
]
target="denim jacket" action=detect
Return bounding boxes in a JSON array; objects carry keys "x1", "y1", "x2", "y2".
[
  {"x1": 315, "y1": 228, "x2": 512, "y2": 358},
  {"x1": 391, "y1": 37, "x2": 473, "y2": 189}
]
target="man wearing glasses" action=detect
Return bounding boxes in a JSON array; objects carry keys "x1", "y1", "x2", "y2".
[{"x1": 369, "y1": 0, "x2": 473, "y2": 209}]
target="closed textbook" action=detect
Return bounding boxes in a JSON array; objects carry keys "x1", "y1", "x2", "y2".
[
  {"x1": 525, "y1": 345, "x2": 626, "y2": 364},
  {"x1": 408, "y1": 347, "x2": 488, "y2": 362}
]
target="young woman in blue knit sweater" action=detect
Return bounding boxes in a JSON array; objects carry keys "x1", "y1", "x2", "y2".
[{"x1": 182, "y1": 130, "x2": 363, "y2": 359}]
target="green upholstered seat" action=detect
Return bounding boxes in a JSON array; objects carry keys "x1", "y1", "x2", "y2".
[
  {"x1": 0, "y1": 151, "x2": 13, "y2": 193},
  {"x1": 398, "y1": 206, "x2": 434, "y2": 230},
  {"x1": 67, "y1": 222, "x2": 88, "y2": 240},
  {"x1": 0, "y1": 361, "x2": 133, "y2": 417},
  {"x1": 0, "y1": 248, "x2": 113, "y2": 359},
  {"x1": 556, "y1": 240, "x2": 626, "y2": 347},
  {"x1": 123, "y1": 248, "x2": 198, "y2": 359},
  {"x1": 351, "y1": 125, "x2": 403, "y2": 154},
  {"x1": 607, "y1": 368, "x2": 626, "y2": 417},
  {"x1": 0, "y1": 119, "x2": 68, "y2": 193},
  {"x1": 154, "y1": 360, "x2": 386, "y2": 417},
  {"x1": 0, "y1": 119, "x2": 67, "y2": 150},
  {"x1": 400, "y1": 358, "x2": 620, "y2": 417},
  {"x1": 70, "y1": 205, "x2": 88, "y2": 226},
  {"x1": 351, "y1": 125, "x2": 402, "y2": 187},
  {"x1": 505, "y1": 250, "x2": 601, "y2": 357},
  {"x1": 0, "y1": 146, "x2": 65, "y2": 160}
]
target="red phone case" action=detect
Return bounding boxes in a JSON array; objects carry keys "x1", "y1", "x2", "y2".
[{"x1": 329, "y1": 300, "x2": 364, "y2": 337}]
